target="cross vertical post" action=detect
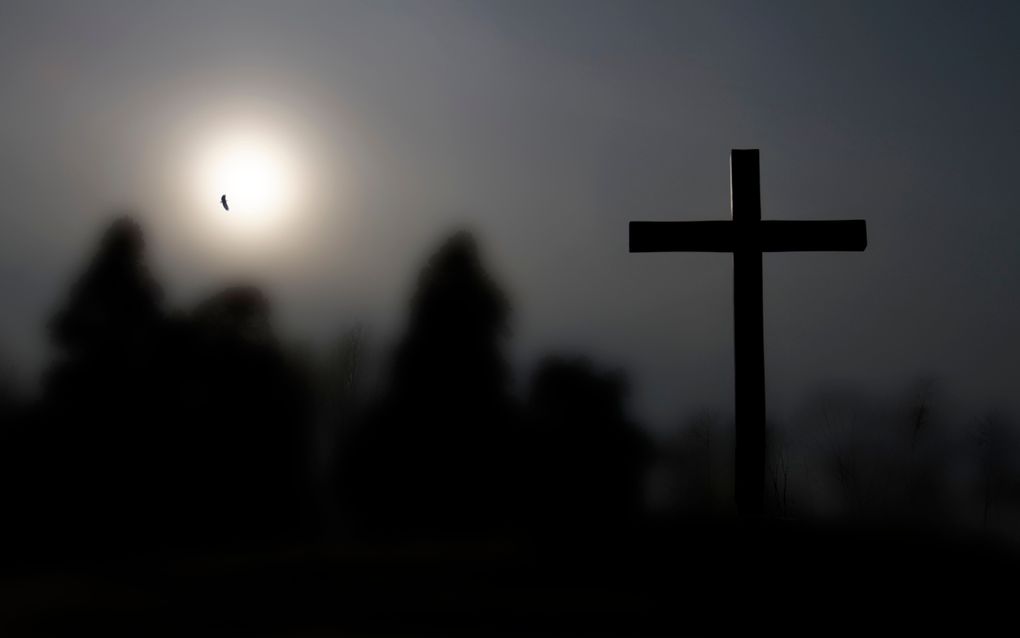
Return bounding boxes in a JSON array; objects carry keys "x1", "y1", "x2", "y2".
[{"x1": 731, "y1": 149, "x2": 766, "y2": 520}]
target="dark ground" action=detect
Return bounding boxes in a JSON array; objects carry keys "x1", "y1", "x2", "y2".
[{"x1": 2, "y1": 519, "x2": 1017, "y2": 636}]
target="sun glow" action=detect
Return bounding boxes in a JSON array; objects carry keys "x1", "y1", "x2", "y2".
[{"x1": 191, "y1": 126, "x2": 304, "y2": 240}]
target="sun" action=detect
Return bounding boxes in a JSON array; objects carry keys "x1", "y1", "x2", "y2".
[
  {"x1": 191, "y1": 126, "x2": 303, "y2": 239},
  {"x1": 216, "y1": 141, "x2": 286, "y2": 217}
]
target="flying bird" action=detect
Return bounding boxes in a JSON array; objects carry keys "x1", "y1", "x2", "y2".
[{"x1": 220, "y1": 194, "x2": 229, "y2": 211}]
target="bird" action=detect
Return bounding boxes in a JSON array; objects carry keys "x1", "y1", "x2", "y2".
[{"x1": 220, "y1": 194, "x2": 229, "y2": 211}]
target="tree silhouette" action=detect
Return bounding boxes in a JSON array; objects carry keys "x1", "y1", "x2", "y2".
[
  {"x1": 0, "y1": 360, "x2": 38, "y2": 554},
  {"x1": 174, "y1": 284, "x2": 312, "y2": 545},
  {"x1": 338, "y1": 231, "x2": 517, "y2": 538},
  {"x1": 36, "y1": 221, "x2": 312, "y2": 552},
  {"x1": 41, "y1": 216, "x2": 169, "y2": 549},
  {"x1": 522, "y1": 355, "x2": 651, "y2": 537},
  {"x1": 50, "y1": 217, "x2": 163, "y2": 357},
  {"x1": 390, "y1": 231, "x2": 511, "y2": 405}
]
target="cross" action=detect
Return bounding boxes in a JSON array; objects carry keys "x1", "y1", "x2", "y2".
[{"x1": 629, "y1": 149, "x2": 866, "y2": 519}]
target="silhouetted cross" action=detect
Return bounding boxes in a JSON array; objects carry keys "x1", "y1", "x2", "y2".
[{"x1": 630, "y1": 149, "x2": 867, "y2": 519}]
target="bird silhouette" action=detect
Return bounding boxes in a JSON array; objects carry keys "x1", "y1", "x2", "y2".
[{"x1": 220, "y1": 194, "x2": 229, "y2": 211}]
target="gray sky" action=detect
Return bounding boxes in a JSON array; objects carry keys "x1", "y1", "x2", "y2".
[{"x1": 1, "y1": 1, "x2": 1019, "y2": 429}]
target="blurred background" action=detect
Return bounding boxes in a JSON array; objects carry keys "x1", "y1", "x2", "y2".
[{"x1": 1, "y1": 1, "x2": 1019, "y2": 634}]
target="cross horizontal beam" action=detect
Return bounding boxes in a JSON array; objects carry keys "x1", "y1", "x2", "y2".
[{"x1": 629, "y1": 219, "x2": 867, "y2": 253}]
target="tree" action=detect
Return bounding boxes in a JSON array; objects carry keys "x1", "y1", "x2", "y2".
[
  {"x1": 339, "y1": 231, "x2": 517, "y2": 538},
  {"x1": 172, "y1": 284, "x2": 312, "y2": 546},
  {"x1": 47, "y1": 216, "x2": 164, "y2": 393},
  {"x1": 523, "y1": 356, "x2": 651, "y2": 536},
  {"x1": 41, "y1": 216, "x2": 168, "y2": 550}
]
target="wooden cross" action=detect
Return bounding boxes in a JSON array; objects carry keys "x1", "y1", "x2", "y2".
[{"x1": 629, "y1": 149, "x2": 867, "y2": 519}]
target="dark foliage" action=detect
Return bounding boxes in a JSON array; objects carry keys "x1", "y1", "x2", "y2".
[
  {"x1": 521, "y1": 356, "x2": 651, "y2": 537},
  {"x1": 16, "y1": 218, "x2": 311, "y2": 556},
  {"x1": 2, "y1": 216, "x2": 1017, "y2": 635},
  {"x1": 337, "y1": 231, "x2": 520, "y2": 539}
]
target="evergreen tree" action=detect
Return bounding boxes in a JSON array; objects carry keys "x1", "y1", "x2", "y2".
[
  {"x1": 177, "y1": 284, "x2": 311, "y2": 545},
  {"x1": 41, "y1": 216, "x2": 168, "y2": 549},
  {"x1": 340, "y1": 231, "x2": 516, "y2": 538},
  {"x1": 47, "y1": 216, "x2": 163, "y2": 396}
]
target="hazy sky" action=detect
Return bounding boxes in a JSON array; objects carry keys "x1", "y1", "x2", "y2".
[{"x1": 2, "y1": 1, "x2": 1019, "y2": 428}]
